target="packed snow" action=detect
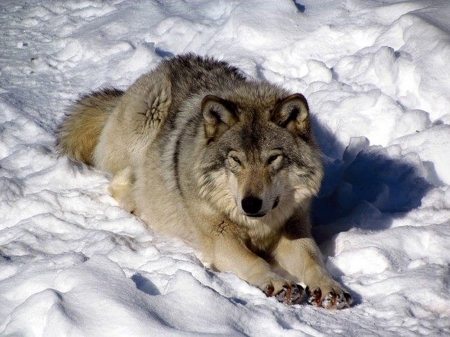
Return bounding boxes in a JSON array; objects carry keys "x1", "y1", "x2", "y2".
[{"x1": 1, "y1": 0, "x2": 450, "y2": 335}]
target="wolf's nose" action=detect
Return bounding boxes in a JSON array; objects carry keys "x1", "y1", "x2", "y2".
[{"x1": 241, "y1": 196, "x2": 263, "y2": 215}]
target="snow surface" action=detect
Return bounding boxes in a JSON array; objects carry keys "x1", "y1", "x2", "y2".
[{"x1": 1, "y1": 0, "x2": 450, "y2": 336}]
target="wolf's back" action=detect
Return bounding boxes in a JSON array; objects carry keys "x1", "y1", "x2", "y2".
[{"x1": 57, "y1": 88, "x2": 124, "y2": 165}]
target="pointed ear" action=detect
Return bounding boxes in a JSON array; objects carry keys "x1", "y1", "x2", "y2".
[
  {"x1": 202, "y1": 95, "x2": 238, "y2": 141},
  {"x1": 272, "y1": 93, "x2": 310, "y2": 140}
]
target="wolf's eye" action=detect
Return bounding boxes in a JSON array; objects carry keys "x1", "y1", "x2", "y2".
[
  {"x1": 267, "y1": 154, "x2": 282, "y2": 166},
  {"x1": 227, "y1": 151, "x2": 243, "y2": 167},
  {"x1": 229, "y1": 155, "x2": 242, "y2": 166}
]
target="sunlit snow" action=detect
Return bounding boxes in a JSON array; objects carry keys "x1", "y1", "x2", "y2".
[{"x1": 1, "y1": 1, "x2": 449, "y2": 336}]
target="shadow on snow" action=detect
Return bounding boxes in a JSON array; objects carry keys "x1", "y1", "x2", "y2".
[{"x1": 310, "y1": 115, "x2": 433, "y2": 245}]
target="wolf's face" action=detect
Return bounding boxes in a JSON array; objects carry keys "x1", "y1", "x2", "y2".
[
  {"x1": 225, "y1": 144, "x2": 285, "y2": 218},
  {"x1": 199, "y1": 92, "x2": 323, "y2": 221}
]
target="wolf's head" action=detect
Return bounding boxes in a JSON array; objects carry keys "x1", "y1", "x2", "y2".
[{"x1": 197, "y1": 84, "x2": 323, "y2": 224}]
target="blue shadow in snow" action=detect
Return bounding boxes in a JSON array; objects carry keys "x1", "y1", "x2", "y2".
[
  {"x1": 131, "y1": 273, "x2": 161, "y2": 296},
  {"x1": 309, "y1": 115, "x2": 433, "y2": 244}
]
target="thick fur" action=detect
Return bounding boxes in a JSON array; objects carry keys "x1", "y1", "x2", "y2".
[
  {"x1": 57, "y1": 54, "x2": 351, "y2": 309},
  {"x1": 57, "y1": 88, "x2": 124, "y2": 165}
]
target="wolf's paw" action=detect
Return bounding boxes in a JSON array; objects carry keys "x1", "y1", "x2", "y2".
[
  {"x1": 305, "y1": 282, "x2": 352, "y2": 309},
  {"x1": 260, "y1": 277, "x2": 304, "y2": 305}
]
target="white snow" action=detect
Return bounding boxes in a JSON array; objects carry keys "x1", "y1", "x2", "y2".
[{"x1": 1, "y1": 0, "x2": 450, "y2": 335}]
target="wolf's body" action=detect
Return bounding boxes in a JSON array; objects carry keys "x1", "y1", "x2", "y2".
[{"x1": 57, "y1": 54, "x2": 351, "y2": 308}]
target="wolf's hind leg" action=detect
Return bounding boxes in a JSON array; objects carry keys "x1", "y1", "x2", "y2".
[{"x1": 109, "y1": 166, "x2": 136, "y2": 214}]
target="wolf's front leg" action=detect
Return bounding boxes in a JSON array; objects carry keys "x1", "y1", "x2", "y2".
[
  {"x1": 272, "y1": 209, "x2": 352, "y2": 309},
  {"x1": 274, "y1": 235, "x2": 352, "y2": 309},
  {"x1": 206, "y1": 221, "x2": 302, "y2": 304}
]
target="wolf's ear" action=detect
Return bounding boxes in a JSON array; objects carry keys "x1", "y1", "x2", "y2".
[
  {"x1": 273, "y1": 94, "x2": 310, "y2": 140},
  {"x1": 202, "y1": 95, "x2": 238, "y2": 141}
]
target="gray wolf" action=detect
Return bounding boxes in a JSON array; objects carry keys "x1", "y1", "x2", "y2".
[{"x1": 57, "y1": 54, "x2": 351, "y2": 309}]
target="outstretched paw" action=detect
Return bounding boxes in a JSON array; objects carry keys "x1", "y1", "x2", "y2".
[{"x1": 306, "y1": 286, "x2": 352, "y2": 309}]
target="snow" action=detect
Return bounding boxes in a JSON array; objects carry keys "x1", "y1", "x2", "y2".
[{"x1": 1, "y1": 0, "x2": 450, "y2": 335}]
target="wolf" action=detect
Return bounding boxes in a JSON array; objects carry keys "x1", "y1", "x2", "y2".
[{"x1": 57, "y1": 54, "x2": 351, "y2": 309}]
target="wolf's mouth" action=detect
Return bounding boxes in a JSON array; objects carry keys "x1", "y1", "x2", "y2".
[
  {"x1": 272, "y1": 197, "x2": 280, "y2": 210},
  {"x1": 245, "y1": 212, "x2": 266, "y2": 218}
]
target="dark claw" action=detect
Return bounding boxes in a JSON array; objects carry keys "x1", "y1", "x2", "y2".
[
  {"x1": 275, "y1": 286, "x2": 289, "y2": 303},
  {"x1": 290, "y1": 284, "x2": 304, "y2": 304},
  {"x1": 264, "y1": 284, "x2": 275, "y2": 296},
  {"x1": 275, "y1": 284, "x2": 304, "y2": 305},
  {"x1": 344, "y1": 292, "x2": 352, "y2": 303},
  {"x1": 306, "y1": 286, "x2": 322, "y2": 306},
  {"x1": 340, "y1": 292, "x2": 352, "y2": 308},
  {"x1": 335, "y1": 293, "x2": 346, "y2": 309}
]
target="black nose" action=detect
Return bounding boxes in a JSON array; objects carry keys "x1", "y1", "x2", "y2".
[{"x1": 241, "y1": 196, "x2": 263, "y2": 216}]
